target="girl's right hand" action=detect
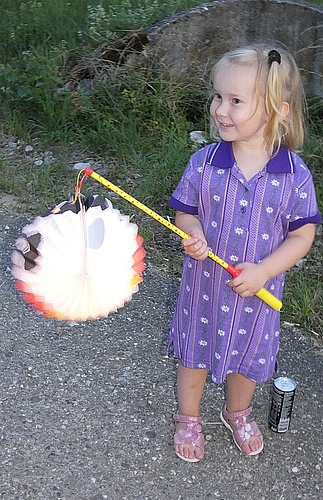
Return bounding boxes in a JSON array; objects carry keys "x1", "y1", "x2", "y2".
[{"x1": 182, "y1": 231, "x2": 209, "y2": 260}]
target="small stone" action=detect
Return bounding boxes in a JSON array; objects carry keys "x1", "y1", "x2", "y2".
[
  {"x1": 145, "y1": 430, "x2": 157, "y2": 439},
  {"x1": 73, "y1": 162, "x2": 90, "y2": 170},
  {"x1": 190, "y1": 130, "x2": 208, "y2": 146}
]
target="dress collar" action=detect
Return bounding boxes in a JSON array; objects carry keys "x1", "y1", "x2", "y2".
[{"x1": 207, "y1": 141, "x2": 294, "y2": 173}]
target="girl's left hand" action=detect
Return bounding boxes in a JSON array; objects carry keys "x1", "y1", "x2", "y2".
[{"x1": 227, "y1": 262, "x2": 269, "y2": 297}]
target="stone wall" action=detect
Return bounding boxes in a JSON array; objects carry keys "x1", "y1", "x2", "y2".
[{"x1": 137, "y1": 0, "x2": 323, "y2": 97}]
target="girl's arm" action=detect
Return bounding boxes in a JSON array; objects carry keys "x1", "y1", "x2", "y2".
[
  {"x1": 175, "y1": 211, "x2": 209, "y2": 260},
  {"x1": 228, "y1": 223, "x2": 316, "y2": 297}
]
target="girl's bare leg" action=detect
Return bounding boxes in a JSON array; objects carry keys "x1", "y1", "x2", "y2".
[
  {"x1": 175, "y1": 362, "x2": 208, "y2": 460},
  {"x1": 225, "y1": 373, "x2": 263, "y2": 454}
]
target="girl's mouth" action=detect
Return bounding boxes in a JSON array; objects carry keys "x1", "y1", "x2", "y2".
[{"x1": 218, "y1": 121, "x2": 233, "y2": 128}]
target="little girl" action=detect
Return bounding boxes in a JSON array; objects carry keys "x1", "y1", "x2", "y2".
[{"x1": 168, "y1": 43, "x2": 322, "y2": 462}]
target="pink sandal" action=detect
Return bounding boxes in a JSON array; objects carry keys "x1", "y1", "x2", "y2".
[
  {"x1": 173, "y1": 413, "x2": 205, "y2": 462},
  {"x1": 220, "y1": 405, "x2": 264, "y2": 456}
]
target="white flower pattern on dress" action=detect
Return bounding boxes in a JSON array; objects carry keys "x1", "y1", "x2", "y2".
[
  {"x1": 201, "y1": 317, "x2": 208, "y2": 324},
  {"x1": 169, "y1": 143, "x2": 319, "y2": 385}
]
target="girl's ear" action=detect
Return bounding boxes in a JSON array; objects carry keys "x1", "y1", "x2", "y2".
[{"x1": 281, "y1": 101, "x2": 290, "y2": 117}]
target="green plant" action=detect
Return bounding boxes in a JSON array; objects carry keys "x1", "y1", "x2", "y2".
[
  {"x1": 283, "y1": 268, "x2": 323, "y2": 335},
  {"x1": 0, "y1": 48, "x2": 74, "y2": 139},
  {"x1": 0, "y1": 1, "x2": 204, "y2": 64},
  {"x1": 0, "y1": 0, "x2": 322, "y2": 338},
  {"x1": 0, "y1": 154, "x2": 77, "y2": 213}
]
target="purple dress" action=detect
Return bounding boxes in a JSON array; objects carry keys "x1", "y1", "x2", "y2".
[{"x1": 168, "y1": 142, "x2": 321, "y2": 383}]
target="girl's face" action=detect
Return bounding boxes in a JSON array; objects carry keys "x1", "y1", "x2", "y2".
[{"x1": 210, "y1": 63, "x2": 268, "y2": 146}]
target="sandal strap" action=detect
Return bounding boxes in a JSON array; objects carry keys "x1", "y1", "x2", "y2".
[
  {"x1": 222, "y1": 405, "x2": 253, "y2": 421},
  {"x1": 173, "y1": 413, "x2": 205, "y2": 456},
  {"x1": 174, "y1": 427, "x2": 205, "y2": 449},
  {"x1": 220, "y1": 405, "x2": 263, "y2": 456},
  {"x1": 173, "y1": 413, "x2": 202, "y2": 425}
]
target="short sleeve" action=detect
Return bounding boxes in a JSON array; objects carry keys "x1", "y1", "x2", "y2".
[
  {"x1": 169, "y1": 146, "x2": 210, "y2": 215},
  {"x1": 288, "y1": 154, "x2": 322, "y2": 231}
]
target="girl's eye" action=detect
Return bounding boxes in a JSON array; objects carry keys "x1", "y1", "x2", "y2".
[
  {"x1": 212, "y1": 93, "x2": 222, "y2": 100},
  {"x1": 232, "y1": 98, "x2": 242, "y2": 104}
]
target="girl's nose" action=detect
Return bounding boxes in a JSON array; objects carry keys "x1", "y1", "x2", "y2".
[{"x1": 214, "y1": 99, "x2": 228, "y2": 116}]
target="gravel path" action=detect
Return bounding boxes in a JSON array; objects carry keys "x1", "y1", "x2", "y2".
[{"x1": 1, "y1": 210, "x2": 322, "y2": 500}]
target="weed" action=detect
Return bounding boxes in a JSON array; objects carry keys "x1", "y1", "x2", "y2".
[
  {"x1": 283, "y1": 267, "x2": 323, "y2": 335},
  {"x1": 0, "y1": 0, "x2": 322, "y2": 337}
]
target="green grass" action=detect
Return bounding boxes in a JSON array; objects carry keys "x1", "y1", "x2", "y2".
[
  {"x1": 0, "y1": 1, "x2": 204, "y2": 63},
  {"x1": 0, "y1": 0, "x2": 322, "y2": 337}
]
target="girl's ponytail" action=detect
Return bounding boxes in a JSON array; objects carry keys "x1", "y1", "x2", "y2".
[{"x1": 264, "y1": 46, "x2": 304, "y2": 155}]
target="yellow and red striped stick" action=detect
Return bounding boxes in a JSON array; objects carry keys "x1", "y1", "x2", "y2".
[{"x1": 83, "y1": 167, "x2": 282, "y2": 311}]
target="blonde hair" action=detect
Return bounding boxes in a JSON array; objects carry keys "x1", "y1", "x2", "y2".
[{"x1": 210, "y1": 43, "x2": 305, "y2": 155}]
